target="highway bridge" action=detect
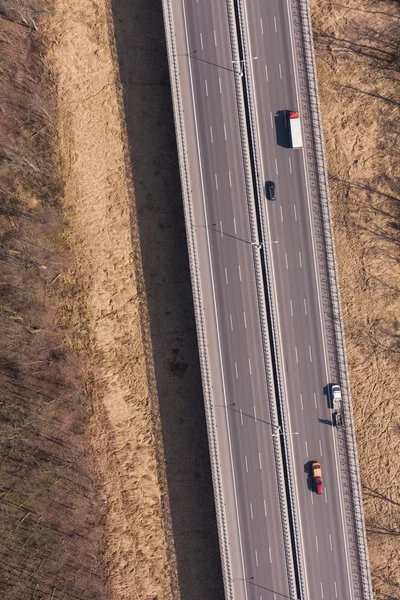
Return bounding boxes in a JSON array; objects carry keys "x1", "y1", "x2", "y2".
[{"x1": 161, "y1": 1, "x2": 373, "y2": 599}]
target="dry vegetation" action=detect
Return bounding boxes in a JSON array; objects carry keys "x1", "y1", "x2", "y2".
[
  {"x1": 48, "y1": 0, "x2": 178, "y2": 598},
  {"x1": 311, "y1": 0, "x2": 400, "y2": 597},
  {"x1": 0, "y1": 1, "x2": 107, "y2": 599},
  {"x1": 0, "y1": 0, "x2": 398, "y2": 599}
]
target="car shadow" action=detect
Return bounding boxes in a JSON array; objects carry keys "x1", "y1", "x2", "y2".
[
  {"x1": 109, "y1": 1, "x2": 224, "y2": 598},
  {"x1": 323, "y1": 384, "x2": 332, "y2": 409},
  {"x1": 274, "y1": 110, "x2": 291, "y2": 148},
  {"x1": 304, "y1": 461, "x2": 314, "y2": 492}
]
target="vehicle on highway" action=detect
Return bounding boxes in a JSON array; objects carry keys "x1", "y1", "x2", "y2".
[
  {"x1": 265, "y1": 180, "x2": 276, "y2": 200},
  {"x1": 311, "y1": 461, "x2": 323, "y2": 495},
  {"x1": 332, "y1": 384, "x2": 342, "y2": 410},
  {"x1": 288, "y1": 110, "x2": 303, "y2": 149},
  {"x1": 331, "y1": 384, "x2": 345, "y2": 428}
]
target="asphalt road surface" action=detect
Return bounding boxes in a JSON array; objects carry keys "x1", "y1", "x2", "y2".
[
  {"x1": 166, "y1": 0, "x2": 363, "y2": 599},
  {"x1": 240, "y1": 0, "x2": 359, "y2": 598},
  {"x1": 173, "y1": 1, "x2": 293, "y2": 598}
]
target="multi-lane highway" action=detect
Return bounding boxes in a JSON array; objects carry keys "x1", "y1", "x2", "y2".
[{"x1": 162, "y1": 0, "x2": 371, "y2": 599}]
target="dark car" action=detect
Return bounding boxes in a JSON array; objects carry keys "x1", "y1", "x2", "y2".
[{"x1": 265, "y1": 181, "x2": 276, "y2": 200}]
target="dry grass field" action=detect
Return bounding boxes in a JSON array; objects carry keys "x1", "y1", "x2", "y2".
[
  {"x1": 0, "y1": 0, "x2": 398, "y2": 599},
  {"x1": 311, "y1": 0, "x2": 400, "y2": 597}
]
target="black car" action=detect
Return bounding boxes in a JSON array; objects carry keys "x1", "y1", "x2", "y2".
[{"x1": 265, "y1": 181, "x2": 276, "y2": 201}]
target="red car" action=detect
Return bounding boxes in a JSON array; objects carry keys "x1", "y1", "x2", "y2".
[{"x1": 312, "y1": 461, "x2": 323, "y2": 495}]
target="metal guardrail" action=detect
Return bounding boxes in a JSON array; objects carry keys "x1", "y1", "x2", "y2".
[
  {"x1": 290, "y1": 1, "x2": 373, "y2": 598},
  {"x1": 235, "y1": 1, "x2": 305, "y2": 598},
  {"x1": 161, "y1": 1, "x2": 233, "y2": 596}
]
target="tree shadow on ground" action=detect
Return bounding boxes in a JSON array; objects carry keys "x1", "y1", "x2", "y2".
[{"x1": 109, "y1": 1, "x2": 224, "y2": 599}]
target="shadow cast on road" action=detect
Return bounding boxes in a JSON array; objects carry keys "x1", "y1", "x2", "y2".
[
  {"x1": 304, "y1": 461, "x2": 314, "y2": 492},
  {"x1": 109, "y1": 1, "x2": 224, "y2": 598},
  {"x1": 274, "y1": 110, "x2": 291, "y2": 149}
]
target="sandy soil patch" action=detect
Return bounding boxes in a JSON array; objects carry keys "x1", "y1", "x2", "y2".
[
  {"x1": 49, "y1": 0, "x2": 178, "y2": 598},
  {"x1": 310, "y1": 0, "x2": 400, "y2": 597}
]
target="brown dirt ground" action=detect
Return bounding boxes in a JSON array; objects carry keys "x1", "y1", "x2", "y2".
[
  {"x1": 46, "y1": 0, "x2": 399, "y2": 599},
  {"x1": 49, "y1": 0, "x2": 178, "y2": 598},
  {"x1": 311, "y1": 0, "x2": 400, "y2": 597}
]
